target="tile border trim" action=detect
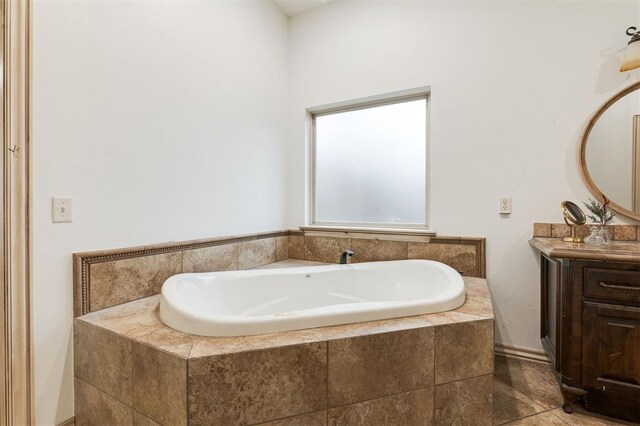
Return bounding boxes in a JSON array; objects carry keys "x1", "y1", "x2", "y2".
[{"x1": 429, "y1": 237, "x2": 486, "y2": 279}]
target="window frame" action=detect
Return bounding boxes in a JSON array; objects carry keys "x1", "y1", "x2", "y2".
[{"x1": 306, "y1": 87, "x2": 432, "y2": 232}]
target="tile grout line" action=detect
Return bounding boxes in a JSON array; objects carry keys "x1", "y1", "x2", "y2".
[
  {"x1": 491, "y1": 355, "x2": 630, "y2": 426},
  {"x1": 185, "y1": 356, "x2": 190, "y2": 426},
  {"x1": 74, "y1": 324, "x2": 135, "y2": 408},
  {"x1": 493, "y1": 375, "x2": 558, "y2": 425},
  {"x1": 326, "y1": 339, "x2": 330, "y2": 425},
  {"x1": 435, "y1": 370, "x2": 495, "y2": 387},
  {"x1": 75, "y1": 377, "x2": 132, "y2": 414},
  {"x1": 130, "y1": 339, "x2": 134, "y2": 418},
  {"x1": 432, "y1": 326, "x2": 436, "y2": 393},
  {"x1": 431, "y1": 327, "x2": 437, "y2": 421},
  {"x1": 326, "y1": 384, "x2": 446, "y2": 411},
  {"x1": 250, "y1": 409, "x2": 324, "y2": 426},
  {"x1": 500, "y1": 406, "x2": 564, "y2": 425},
  {"x1": 493, "y1": 376, "x2": 549, "y2": 413}
]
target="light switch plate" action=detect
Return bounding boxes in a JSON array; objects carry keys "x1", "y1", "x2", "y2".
[{"x1": 52, "y1": 197, "x2": 72, "y2": 223}]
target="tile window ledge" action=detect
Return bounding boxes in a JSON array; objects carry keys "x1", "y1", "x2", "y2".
[{"x1": 299, "y1": 225, "x2": 437, "y2": 240}]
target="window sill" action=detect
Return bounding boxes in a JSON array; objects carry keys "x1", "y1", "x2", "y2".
[{"x1": 299, "y1": 225, "x2": 436, "y2": 241}]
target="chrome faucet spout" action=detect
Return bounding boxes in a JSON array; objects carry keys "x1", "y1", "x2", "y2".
[{"x1": 340, "y1": 249, "x2": 354, "y2": 264}]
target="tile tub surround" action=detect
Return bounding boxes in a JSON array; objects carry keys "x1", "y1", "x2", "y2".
[
  {"x1": 73, "y1": 230, "x2": 290, "y2": 317},
  {"x1": 74, "y1": 229, "x2": 486, "y2": 316},
  {"x1": 74, "y1": 261, "x2": 495, "y2": 425},
  {"x1": 290, "y1": 231, "x2": 486, "y2": 278}
]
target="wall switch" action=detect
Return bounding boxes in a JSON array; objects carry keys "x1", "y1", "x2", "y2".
[
  {"x1": 52, "y1": 197, "x2": 73, "y2": 223},
  {"x1": 499, "y1": 197, "x2": 512, "y2": 215}
]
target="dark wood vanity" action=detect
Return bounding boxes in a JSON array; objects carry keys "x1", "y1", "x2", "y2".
[{"x1": 531, "y1": 237, "x2": 640, "y2": 422}]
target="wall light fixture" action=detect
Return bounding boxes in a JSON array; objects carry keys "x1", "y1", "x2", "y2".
[{"x1": 621, "y1": 26, "x2": 640, "y2": 72}]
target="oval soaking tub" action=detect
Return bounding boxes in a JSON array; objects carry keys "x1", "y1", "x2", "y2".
[{"x1": 159, "y1": 259, "x2": 465, "y2": 337}]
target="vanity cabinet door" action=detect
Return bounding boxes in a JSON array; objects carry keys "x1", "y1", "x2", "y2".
[
  {"x1": 582, "y1": 301, "x2": 640, "y2": 422},
  {"x1": 540, "y1": 254, "x2": 561, "y2": 371}
]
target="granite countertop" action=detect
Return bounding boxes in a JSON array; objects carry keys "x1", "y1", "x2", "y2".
[
  {"x1": 529, "y1": 237, "x2": 640, "y2": 263},
  {"x1": 75, "y1": 260, "x2": 494, "y2": 360}
]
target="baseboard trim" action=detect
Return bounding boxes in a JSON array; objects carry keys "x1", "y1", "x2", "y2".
[
  {"x1": 495, "y1": 343, "x2": 550, "y2": 363},
  {"x1": 56, "y1": 416, "x2": 75, "y2": 426}
]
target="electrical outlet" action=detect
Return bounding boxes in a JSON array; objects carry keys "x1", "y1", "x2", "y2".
[
  {"x1": 499, "y1": 197, "x2": 512, "y2": 215},
  {"x1": 52, "y1": 197, "x2": 73, "y2": 223}
]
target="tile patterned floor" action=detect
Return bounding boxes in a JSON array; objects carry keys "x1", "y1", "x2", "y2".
[{"x1": 493, "y1": 355, "x2": 638, "y2": 425}]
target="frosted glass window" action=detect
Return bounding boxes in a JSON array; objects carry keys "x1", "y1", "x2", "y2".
[{"x1": 313, "y1": 98, "x2": 427, "y2": 225}]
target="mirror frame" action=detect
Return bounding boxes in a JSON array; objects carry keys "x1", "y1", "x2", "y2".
[{"x1": 578, "y1": 80, "x2": 640, "y2": 222}]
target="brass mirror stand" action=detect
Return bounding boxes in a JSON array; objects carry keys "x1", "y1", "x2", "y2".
[{"x1": 562, "y1": 215, "x2": 582, "y2": 243}]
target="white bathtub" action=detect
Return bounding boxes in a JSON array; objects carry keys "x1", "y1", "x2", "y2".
[{"x1": 159, "y1": 259, "x2": 465, "y2": 337}]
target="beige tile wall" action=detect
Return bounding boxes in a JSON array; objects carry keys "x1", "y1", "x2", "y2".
[
  {"x1": 327, "y1": 388, "x2": 435, "y2": 425},
  {"x1": 89, "y1": 252, "x2": 182, "y2": 312},
  {"x1": 74, "y1": 378, "x2": 133, "y2": 426},
  {"x1": 289, "y1": 232, "x2": 485, "y2": 278},
  {"x1": 74, "y1": 231, "x2": 288, "y2": 316},
  {"x1": 434, "y1": 320, "x2": 494, "y2": 384},
  {"x1": 327, "y1": 328, "x2": 434, "y2": 407},
  {"x1": 434, "y1": 375, "x2": 493, "y2": 424},
  {"x1": 133, "y1": 342, "x2": 187, "y2": 426},
  {"x1": 75, "y1": 314, "x2": 494, "y2": 425},
  {"x1": 533, "y1": 223, "x2": 639, "y2": 241},
  {"x1": 74, "y1": 230, "x2": 486, "y2": 317},
  {"x1": 73, "y1": 320, "x2": 182, "y2": 426},
  {"x1": 188, "y1": 342, "x2": 327, "y2": 425},
  {"x1": 74, "y1": 320, "x2": 132, "y2": 406}
]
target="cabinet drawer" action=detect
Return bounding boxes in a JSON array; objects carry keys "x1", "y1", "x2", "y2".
[{"x1": 584, "y1": 268, "x2": 640, "y2": 304}]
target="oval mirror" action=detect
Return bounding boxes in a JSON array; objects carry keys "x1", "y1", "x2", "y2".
[
  {"x1": 561, "y1": 200, "x2": 586, "y2": 225},
  {"x1": 579, "y1": 81, "x2": 640, "y2": 221}
]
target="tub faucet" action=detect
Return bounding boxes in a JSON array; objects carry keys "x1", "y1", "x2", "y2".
[{"x1": 340, "y1": 249, "x2": 354, "y2": 264}]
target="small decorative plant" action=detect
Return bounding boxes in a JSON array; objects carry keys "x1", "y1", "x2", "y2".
[{"x1": 583, "y1": 196, "x2": 615, "y2": 225}]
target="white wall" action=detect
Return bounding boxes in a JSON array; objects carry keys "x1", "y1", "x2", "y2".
[
  {"x1": 32, "y1": 1, "x2": 288, "y2": 424},
  {"x1": 31, "y1": 1, "x2": 640, "y2": 424},
  {"x1": 287, "y1": 0, "x2": 640, "y2": 352}
]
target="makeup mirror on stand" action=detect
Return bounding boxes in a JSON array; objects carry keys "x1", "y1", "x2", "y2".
[{"x1": 561, "y1": 201, "x2": 587, "y2": 243}]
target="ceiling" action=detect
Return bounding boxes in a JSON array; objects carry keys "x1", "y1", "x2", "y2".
[{"x1": 273, "y1": 0, "x2": 333, "y2": 17}]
